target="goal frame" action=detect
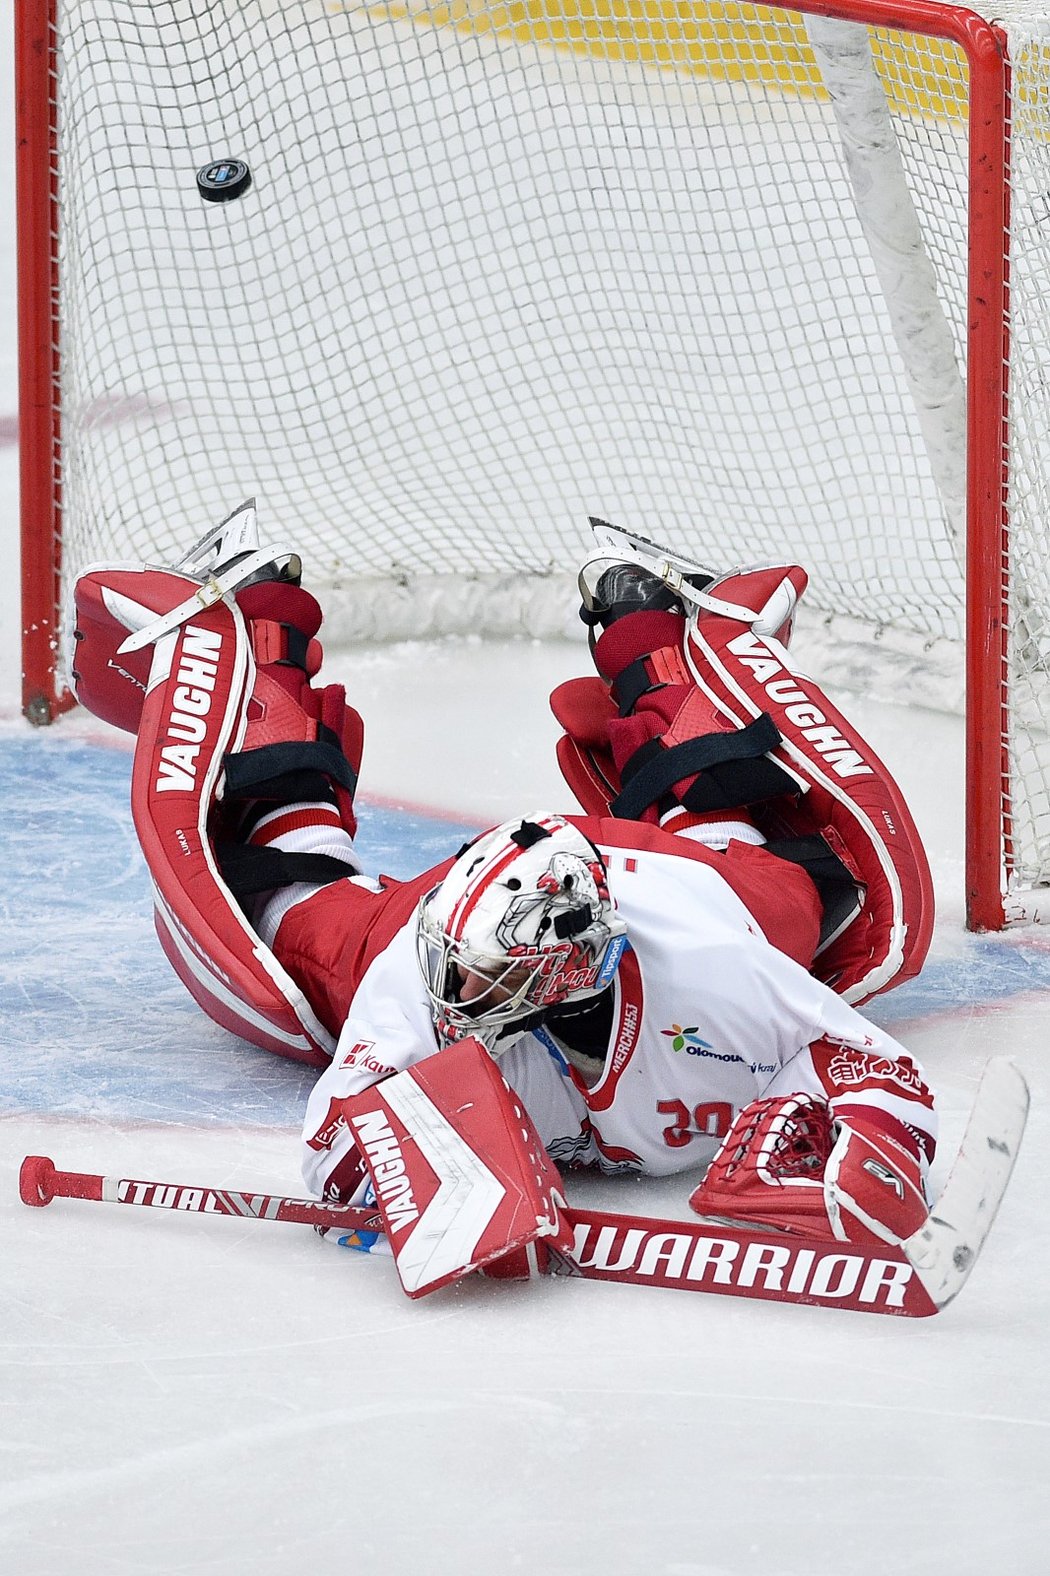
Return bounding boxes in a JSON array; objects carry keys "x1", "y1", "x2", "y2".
[{"x1": 15, "y1": 0, "x2": 1010, "y2": 929}]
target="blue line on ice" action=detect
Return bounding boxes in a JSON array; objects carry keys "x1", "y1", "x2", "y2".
[
  {"x1": 2, "y1": 733, "x2": 1044, "y2": 1127},
  {"x1": 1, "y1": 734, "x2": 476, "y2": 1127}
]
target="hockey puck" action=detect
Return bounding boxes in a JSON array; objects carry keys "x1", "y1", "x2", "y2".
[{"x1": 196, "y1": 158, "x2": 252, "y2": 203}]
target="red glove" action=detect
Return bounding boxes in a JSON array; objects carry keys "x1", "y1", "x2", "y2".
[
  {"x1": 824, "y1": 1117, "x2": 929, "y2": 1246},
  {"x1": 689, "y1": 1094, "x2": 929, "y2": 1246}
]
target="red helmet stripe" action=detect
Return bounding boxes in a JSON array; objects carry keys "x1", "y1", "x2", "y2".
[{"x1": 446, "y1": 815, "x2": 565, "y2": 941}]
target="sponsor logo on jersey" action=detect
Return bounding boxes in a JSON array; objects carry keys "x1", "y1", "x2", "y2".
[
  {"x1": 338, "y1": 1038, "x2": 395, "y2": 1079},
  {"x1": 825, "y1": 1044, "x2": 926, "y2": 1098},
  {"x1": 351, "y1": 1108, "x2": 420, "y2": 1233},
  {"x1": 610, "y1": 1000, "x2": 639, "y2": 1076},
  {"x1": 155, "y1": 624, "x2": 224, "y2": 793},
  {"x1": 662, "y1": 1024, "x2": 744, "y2": 1065},
  {"x1": 580, "y1": 947, "x2": 643, "y2": 1108},
  {"x1": 569, "y1": 1222, "x2": 916, "y2": 1308},
  {"x1": 305, "y1": 1097, "x2": 347, "y2": 1152},
  {"x1": 662, "y1": 1024, "x2": 711, "y2": 1053},
  {"x1": 596, "y1": 933, "x2": 629, "y2": 989},
  {"x1": 725, "y1": 631, "x2": 874, "y2": 780}
]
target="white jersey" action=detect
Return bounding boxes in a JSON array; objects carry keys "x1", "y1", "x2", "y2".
[{"x1": 301, "y1": 834, "x2": 935, "y2": 1200}]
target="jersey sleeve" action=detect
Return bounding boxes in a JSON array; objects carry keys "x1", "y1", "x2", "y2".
[
  {"x1": 300, "y1": 1010, "x2": 420, "y2": 1201},
  {"x1": 677, "y1": 926, "x2": 937, "y2": 1171},
  {"x1": 759, "y1": 987, "x2": 937, "y2": 1169}
]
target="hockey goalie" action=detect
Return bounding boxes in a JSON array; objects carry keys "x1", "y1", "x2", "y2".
[{"x1": 69, "y1": 506, "x2": 938, "y2": 1297}]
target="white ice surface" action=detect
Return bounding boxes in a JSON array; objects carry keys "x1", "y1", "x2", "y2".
[
  {"x1": 0, "y1": 3, "x2": 1048, "y2": 1572},
  {"x1": 2, "y1": 650, "x2": 1048, "y2": 1576}
]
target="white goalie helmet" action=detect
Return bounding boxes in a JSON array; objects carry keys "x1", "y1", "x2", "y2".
[{"x1": 417, "y1": 815, "x2": 629, "y2": 1049}]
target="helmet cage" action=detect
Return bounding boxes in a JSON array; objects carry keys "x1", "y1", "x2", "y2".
[
  {"x1": 417, "y1": 896, "x2": 626, "y2": 1046},
  {"x1": 415, "y1": 819, "x2": 629, "y2": 1047}
]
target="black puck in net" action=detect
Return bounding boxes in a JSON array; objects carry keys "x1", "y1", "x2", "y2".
[{"x1": 196, "y1": 159, "x2": 252, "y2": 203}]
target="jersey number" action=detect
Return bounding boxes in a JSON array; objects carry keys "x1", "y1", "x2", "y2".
[{"x1": 657, "y1": 1099, "x2": 732, "y2": 1148}]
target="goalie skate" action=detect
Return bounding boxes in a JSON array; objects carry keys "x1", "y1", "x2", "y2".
[
  {"x1": 579, "y1": 519, "x2": 801, "y2": 642},
  {"x1": 579, "y1": 520, "x2": 718, "y2": 614}
]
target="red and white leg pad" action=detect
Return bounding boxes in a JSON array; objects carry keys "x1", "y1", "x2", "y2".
[
  {"x1": 683, "y1": 566, "x2": 933, "y2": 1001},
  {"x1": 69, "y1": 536, "x2": 364, "y2": 1066},
  {"x1": 552, "y1": 562, "x2": 933, "y2": 1003},
  {"x1": 342, "y1": 1037, "x2": 574, "y2": 1298},
  {"x1": 70, "y1": 562, "x2": 209, "y2": 735},
  {"x1": 135, "y1": 598, "x2": 342, "y2": 1065}
]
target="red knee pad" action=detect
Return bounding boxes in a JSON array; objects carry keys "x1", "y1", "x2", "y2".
[{"x1": 225, "y1": 580, "x2": 363, "y2": 838}]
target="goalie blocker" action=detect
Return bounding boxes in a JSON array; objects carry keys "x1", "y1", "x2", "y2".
[{"x1": 341, "y1": 1036, "x2": 575, "y2": 1296}]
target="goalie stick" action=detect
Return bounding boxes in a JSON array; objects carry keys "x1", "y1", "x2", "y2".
[{"x1": 19, "y1": 1058, "x2": 1027, "y2": 1318}]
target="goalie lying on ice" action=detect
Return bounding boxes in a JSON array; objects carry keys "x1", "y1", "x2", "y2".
[{"x1": 69, "y1": 505, "x2": 938, "y2": 1285}]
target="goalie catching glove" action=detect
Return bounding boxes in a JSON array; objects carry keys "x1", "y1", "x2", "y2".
[{"x1": 689, "y1": 1093, "x2": 930, "y2": 1248}]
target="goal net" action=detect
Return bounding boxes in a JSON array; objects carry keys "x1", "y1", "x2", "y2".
[{"x1": 16, "y1": 0, "x2": 1049, "y2": 924}]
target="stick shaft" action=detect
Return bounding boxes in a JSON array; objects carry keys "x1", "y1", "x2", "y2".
[
  {"x1": 20, "y1": 1155, "x2": 384, "y2": 1233},
  {"x1": 19, "y1": 1059, "x2": 1026, "y2": 1318},
  {"x1": 20, "y1": 1154, "x2": 934, "y2": 1314}
]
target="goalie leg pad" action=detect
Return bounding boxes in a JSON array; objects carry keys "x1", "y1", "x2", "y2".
[
  {"x1": 551, "y1": 677, "x2": 622, "y2": 818},
  {"x1": 70, "y1": 511, "x2": 367, "y2": 1061},
  {"x1": 554, "y1": 560, "x2": 932, "y2": 1002},
  {"x1": 218, "y1": 578, "x2": 363, "y2": 841},
  {"x1": 342, "y1": 1037, "x2": 574, "y2": 1298},
  {"x1": 591, "y1": 593, "x2": 802, "y2": 828},
  {"x1": 550, "y1": 567, "x2": 809, "y2": 824},
  {"x1": 71, "y1": 564, "x2": 209, "y2": 733},
  {"x1": 122, "y1": 569, "x2": 366, "y2": 1063},
  {"x1": 133, "y1": 596, "x2": 347, "y2": 1064},
  {"x1": 684, "y1": 568, "x2": 933, "y2": 1001}
]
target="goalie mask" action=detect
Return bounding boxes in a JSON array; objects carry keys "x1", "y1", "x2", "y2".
[{"x1": 417, "y1": 816, "x2": 629, "y2": 1049}]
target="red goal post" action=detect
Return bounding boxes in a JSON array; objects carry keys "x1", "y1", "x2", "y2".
[{"x1": 16, "y1": 0, "x2": 1013, "y2": 927}]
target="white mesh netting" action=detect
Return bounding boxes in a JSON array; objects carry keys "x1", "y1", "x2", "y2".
[{"x1": 34, "y1": 0, "x2": 1050, "y2": 890}]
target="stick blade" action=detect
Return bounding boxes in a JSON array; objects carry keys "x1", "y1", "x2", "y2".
[{"x1": 905, "y1": 1058, "x2": 1029, "y2": 1310}]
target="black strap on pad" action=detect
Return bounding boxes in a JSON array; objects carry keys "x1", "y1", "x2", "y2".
[
  {"x1": 278, "y1": 623, "x2": 311, "y2": 670},
  {"x1": 611, "y1": 712, "x2": 793, "y2": 820},
  {"x1": 611, "y1": 658, "x2": 663, "y2": 716},
  {"x1": 216, "y1": 842, "x2": 356, "y2": 900},
  {"x1": 222, "y1": 732, "x2": 358, "y2": 805}
]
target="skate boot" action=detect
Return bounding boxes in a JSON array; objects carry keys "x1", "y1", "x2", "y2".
[{"x1": 578, "y1": 518, "x2": 716, "y2": 650}]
